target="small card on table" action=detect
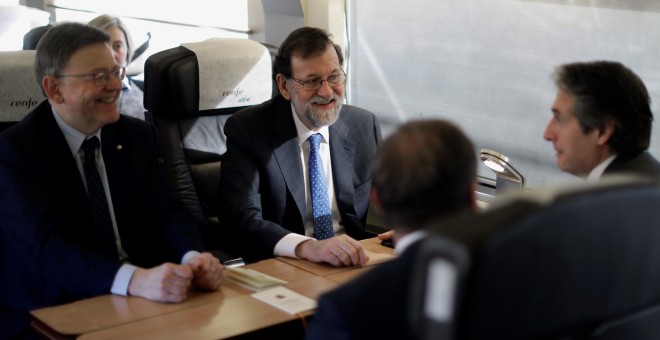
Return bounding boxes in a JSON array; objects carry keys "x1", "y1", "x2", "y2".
[{"x1": 251, "y1": 286, "x2": 317, "y2": 315}]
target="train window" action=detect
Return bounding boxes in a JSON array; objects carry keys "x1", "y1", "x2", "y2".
[
  {"x1": 346, "y1": 0, "x2": 660, "y2": 188},
  {"x1": 47, "y1": 0, "x2": 251, "y2": 71}
]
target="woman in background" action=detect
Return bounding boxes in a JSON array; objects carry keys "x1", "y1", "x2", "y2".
[{"x1": 89, "y1": 14, "x2": 146, "y2": 121}]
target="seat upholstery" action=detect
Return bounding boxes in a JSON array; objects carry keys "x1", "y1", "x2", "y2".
[
  {"x1": 0, "y1": 50, "x2": 45, "y2": 132},
  {"x1": 409, "y1": 175, "x2": 660, "y2": 340},
  {"x1": 144, "y1": 38, "x2": 272, "y2": 259},
  {"x1": 590, "y1": 303, "x2": 660, "y2": 340}
]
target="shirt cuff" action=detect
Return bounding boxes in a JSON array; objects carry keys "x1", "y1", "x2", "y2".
[
  {"x1": 274, "y1": 233, "x2": 314, "y2": 258},
  {"x1": 111, "y1": 263, "x2": 137, "y2": 296},
  {"x1": 182, "y1": 250, "x2": 201, "y2": 264}
]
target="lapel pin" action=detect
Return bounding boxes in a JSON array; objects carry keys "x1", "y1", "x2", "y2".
[{"x1": 116, "y1": 144, "x2": 123, "y2": 151}]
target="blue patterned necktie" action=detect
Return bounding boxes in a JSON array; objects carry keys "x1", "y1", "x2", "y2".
[
  {"x1": 82, "y1": 137, "x2": 118, "y2": 259},
  {"x1": 308, "y1": 134, "x2": 334, "y2": 240}
]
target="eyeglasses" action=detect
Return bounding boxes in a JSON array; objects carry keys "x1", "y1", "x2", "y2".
[
  {"x1": 288, "y1": 70, "x2": 347, "y2": 91},
  {"x1": 54, "y1": 67, "x2": 126, "y2": 87}
]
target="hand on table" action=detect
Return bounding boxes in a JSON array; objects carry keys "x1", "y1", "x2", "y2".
[
  {"x1": 128, "y1": 263, "x2": 194, "y2": 303},
  {"x1": 295, "y1": 234, "x2": 369, "y2": 267},
  {"x1": 377, "y1": 230, "x2": 394, "y2": 241},
  {"x1": 187, "y1": 252, "x2": 225, "y2": 291}
]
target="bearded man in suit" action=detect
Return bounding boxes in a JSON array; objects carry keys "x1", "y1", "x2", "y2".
[{"x1": 219, "y1": 27, "x2": 382, "y2": 265}]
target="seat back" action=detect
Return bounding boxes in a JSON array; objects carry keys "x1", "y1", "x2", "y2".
[
  {"x1": 0, "y1": 50, "x2": 45, "y2": 132},
  {"x1": 410, "y1": 175, "x2": 660, "y2": 340},
  {"x1": 590, "y1": 303, "x2": 660, "y2": 340},
  {"x1": 144, "y1": 38, "x2": 272, "y2": 256}
]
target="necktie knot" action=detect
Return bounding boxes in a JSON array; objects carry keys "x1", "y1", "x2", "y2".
[
  {"x1": 82, "y1": 136, "x2": 100, "y2": 164},
  {"x1": 309, "y1": 133, "x2": 322, "y2": 150}
]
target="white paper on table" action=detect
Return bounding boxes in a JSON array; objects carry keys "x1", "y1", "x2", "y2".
[{"x1": 251, "y1": 286, "x2": 317, "y2": 314}]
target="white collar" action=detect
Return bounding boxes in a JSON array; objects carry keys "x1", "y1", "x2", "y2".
[
  {"x1": 395, "y1": 230, "x2": 428, "y2": 255},
  {"x1": 51, "y1": 107, "x2": 102, "y2": 156},
  {"x1": 587, "y1": 155, "x2": 617, "y2": 181}
]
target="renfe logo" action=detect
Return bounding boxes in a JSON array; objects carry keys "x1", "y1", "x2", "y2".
[
  {"x1": 222, "y1": 88, "x2": 244, "y2": 97},
  {"x1": 222, "y1": 88, "x2": 250, "y2": 103},
  {"x1": 10, "y1": 98, "x2": 39, "y2": 110}
]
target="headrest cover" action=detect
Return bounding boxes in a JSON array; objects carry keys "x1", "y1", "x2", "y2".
[
  {"x1": 0, "y1": 50, "x2": 45, "y2": 122},
  {"x1": 181, "y1": 38, "x2": 272, "y2": 111}
]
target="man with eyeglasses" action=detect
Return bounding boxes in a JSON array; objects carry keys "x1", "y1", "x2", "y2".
[
  {"x1": 219, "y1": 27, "x2": 382, "y2": 265},
  {"x1": 0, "y1": 22, "x2": 224, "y2": 339}
]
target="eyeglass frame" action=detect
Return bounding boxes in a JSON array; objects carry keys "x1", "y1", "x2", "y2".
[
  {"x1": 54, "y1": 67, "x2": 126, "y2": 87},
  {"x1": 287, "y1": 70, "x2": 347, "y2": 91}
]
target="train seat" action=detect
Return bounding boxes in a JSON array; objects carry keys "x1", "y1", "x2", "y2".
[
  {"x1": 143, "y1": 38, "x2": 272, "y2": 262},
  {"x1": 409, "y1": 175, "x2": 660, "y2": 340},
  {"x1": 0, "y1": 49, "x2": 45, "y2": 132}
]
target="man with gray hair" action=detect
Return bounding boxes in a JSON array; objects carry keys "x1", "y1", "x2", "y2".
[{"x1": 0, "y1": 22, "x2": 223, "y2": 339}]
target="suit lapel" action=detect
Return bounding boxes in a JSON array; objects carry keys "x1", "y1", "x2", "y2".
[
  {"x1": 329, "y1": 116, "x2": 356, "y2": 212},
  {"x1": 30, "y1": 103, "x2": 95, "y2": 236},
  {"x1": 33, "y1": 104, "x2": 89, "y2": 202},
  {"x1": 270, "y1": 100, "x2": 306, "y2": 223}
]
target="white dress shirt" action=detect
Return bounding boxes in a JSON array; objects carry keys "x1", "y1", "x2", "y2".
[
  {"x1": 273, "y1": 104, "x2": 345, "y2": 257},
  {"x1": 587, "y1": 155, "x2": 617, "y2": 182},
  {"x1": 395, "y1": 230, "x2": 428, "y2": 256}
]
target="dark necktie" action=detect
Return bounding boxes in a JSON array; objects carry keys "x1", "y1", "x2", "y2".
[
  {"x1": 308, "y1": 134, "x2": 334, "y2": 240},
  {"x1": 82, "y1": 137, "x2": 118, "y2": 259}
]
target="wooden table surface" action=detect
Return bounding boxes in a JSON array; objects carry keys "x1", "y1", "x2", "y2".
[
  {"x1": 275, "y1": 237, "x2": 395, "y2": 278},
  {"x1": 31, "y1": 237, "x2": 396, "y2": 339}
]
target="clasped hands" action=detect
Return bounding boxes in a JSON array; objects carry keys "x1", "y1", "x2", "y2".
[{"x1": 128, "y1": 252, "x2": 225, "y2": 303}]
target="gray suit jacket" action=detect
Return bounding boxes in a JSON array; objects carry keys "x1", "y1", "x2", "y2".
[{"x1": 218, "y1": 95, "x2": 382, "y2": 261}]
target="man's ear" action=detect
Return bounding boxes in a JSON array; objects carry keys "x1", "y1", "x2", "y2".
[
  {"x1": 42, "y1": 76, "x2": 64, "y2": 103},
  {"x1": 596, "y1": 120, "x2": 615, "y2": 146},
  {"x1": 275, "y1": 74, "x2": 291, "y2": 100},
  {"x1": 369, "y1": 186, "x2": 385, "y2": 213}
]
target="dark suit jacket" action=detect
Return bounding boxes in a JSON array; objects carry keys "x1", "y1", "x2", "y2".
[
  {"x1": 604, "y1": 151, "x2": 660, "y2": 180},
  {"x1": 0, "y1": 101, "x2": 204, "y2": 338},
  {"x1": 306, "y1": 242, "x2": 420, "y2": 340},
  {"x1": 219, "y1": 95, "x2": 382, "y2": 262}
]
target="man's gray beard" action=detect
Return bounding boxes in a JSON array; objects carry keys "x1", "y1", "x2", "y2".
[
  {"x1": 295, "y1": 94, "x2": 343, "y2": 128},
  {"x1": 307, "y1": 103, "x2": 342, "y2": 128}
]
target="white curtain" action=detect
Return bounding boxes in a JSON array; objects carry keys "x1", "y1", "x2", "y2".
[{"x1": 347, "y1": 0, "x2": 660, "y2": 188}]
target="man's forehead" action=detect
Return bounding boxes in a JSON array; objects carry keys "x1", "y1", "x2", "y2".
[
  {"x1": 66, "y1": 43, "x2": 116, "y2": 69},
  {"x1": 290, "y1": 56, "x2": 341, "y2": 78}
]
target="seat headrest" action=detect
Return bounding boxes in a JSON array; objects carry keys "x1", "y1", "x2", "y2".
[
  {"x1": 0, "y1": 50, "x2": 45, "y2": 123},
  {"x1": 144, "y1": 38, "x2": 272, "y2": 117}
]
